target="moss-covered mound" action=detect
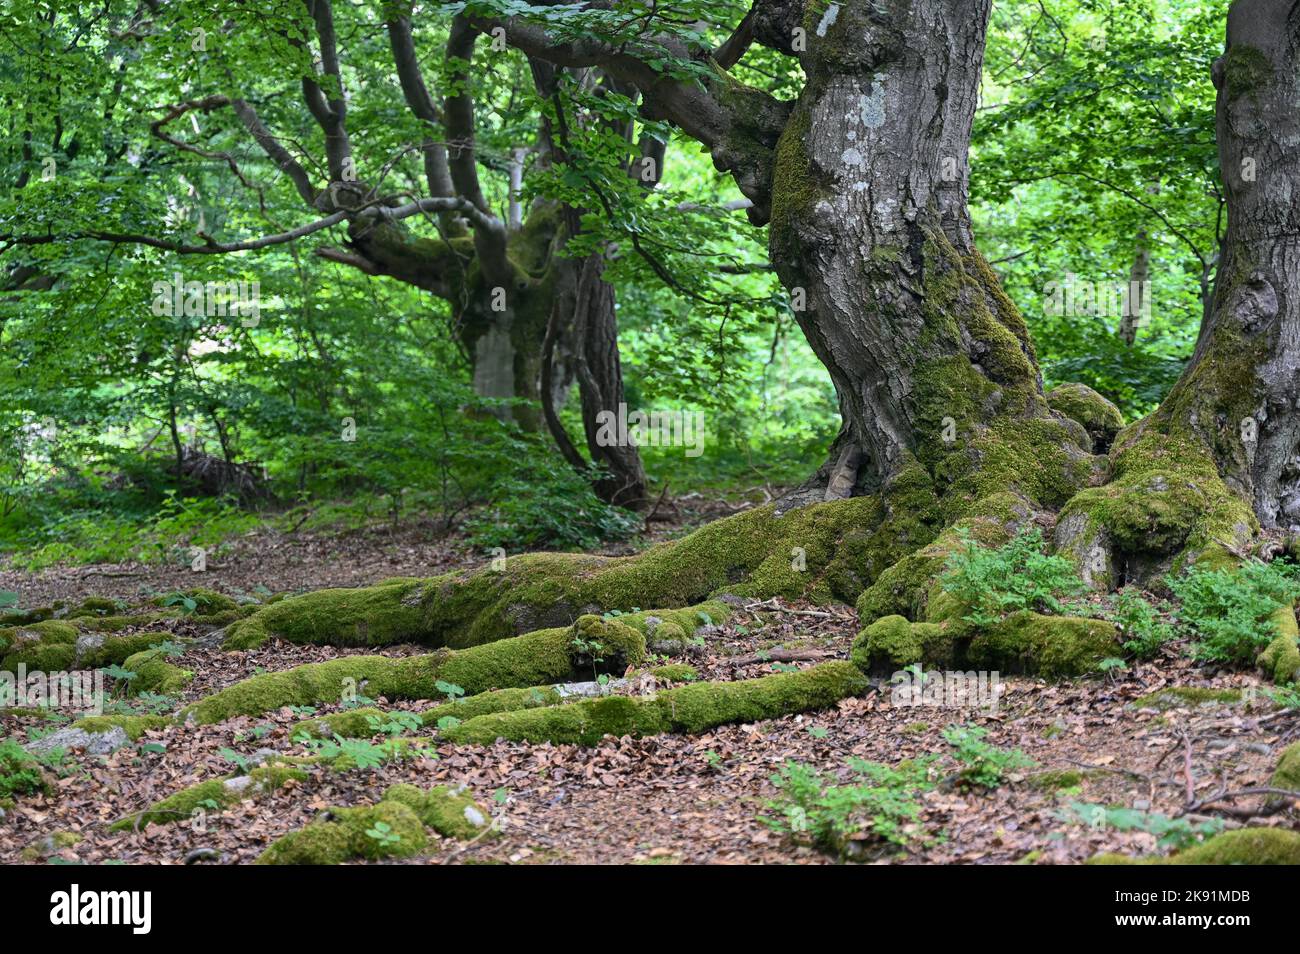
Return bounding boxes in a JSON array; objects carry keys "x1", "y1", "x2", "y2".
[
  {"x1": 1271, "y1": 741, "x2": 1300, "y2": 792},
  {"x1": 256, "y1": 783, "x2": 495, "y2": 864},
  {"x1": 1089, "y1": 828, "x2": 1300, "y2": 865},
  {"x1": 852, "y1": 610, "x2": 1117, "y2": 680},
  {"x1": 1046, "y1": 383, "x2": 1125, "y2": 453},
  {"x1": 121, "y1": 648, "x2": 194, "y2": 695}
]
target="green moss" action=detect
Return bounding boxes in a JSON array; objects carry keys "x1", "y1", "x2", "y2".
[
  {"x1": 1132, "y1": 686, "x2": 1244, "y2": 709},
  {"x1": 121, "y1": 649, "x2": 193, "y2": 695},
  {"x1": 78, "y1": 631, "x2": 180, "y2": 668},
  {"x1": 424, "y1": 685, "x2": 564, "y2": 726},
  {"x1": 77, "y1": 613, "x2": 176, "y2": 633},
  {"x1": 1258, "y1": 611, "x2": 1300, "y2": 684},
  {"x1": 70, "y1": 714, "x2": 169, "y2": 740},
  {"x1": 1026, "y1": 769, "x2": 1085, "y2": 790},
  {"x1": 1223, "y1": 44, "x2": 1274, "y2": 102},
  {"x1": 223, "y1": 498, "x2": 887, "y2": 651},
  {"x1": 852, "y1": 608, "x2": 1116, "y2": 680},
  {"x1": 967, "y1": 611, "x2": 1118, "y2": 678},
  {"x1": 851, "y1": 615, "x2": 956, "y2": 673},
  {"x1": 443, "y1": 661, "x2": 867, "y2": 746},
  {"x1": 256, "y1": 800, "x2": 428, "y2": 865},
  {"x1": 153, "y1": 587, "x2": 238, "y2": 615},
  {"x1": 1046, "y1": 383, "x2": 1125, "y2": 453},
  {"x1": 20, "y1": 830, "x2": 82, "y2": 861},
  {"x1": 196, "y1": 610, "x2": 683, "y2": 724},
  {"x1": 1089, "y1": 828, "x2": 1300, "y2": 865},
  {"x1": 288, "y1": 707, "x2": 389, "y2": 740},
  {"x1": 75, "y1": 597, "x2": 122, "y2": 616},
  {"x1": 648, "y1": 663, "x2": 698, "y2": 682},
  {"x1": 182, "y1": 653, "x2": 445, "y2": 724},
  {"x1": 109, "y1": 764, "x2": 307, "y2": 832},
  {"x1": 0, "y1": 621, "x2": 78, "y2": 673},
  {"x1": 383, "y1": 783, "x2": 494, "y2": 840},
  {"x1": 1270, "y1": 741, "x2": 1300, "y2": 792},
  {"x1": 222, "y1": 579, "x2": 427, "y2": 649}
]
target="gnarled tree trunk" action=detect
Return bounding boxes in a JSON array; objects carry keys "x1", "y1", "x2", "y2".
[
  {"x1": 768, "y1": 0, "x2": 1092, "y2": 511},
  {"x1": 1157, "y1": 0, "x2": 1300, "y2": 530}
]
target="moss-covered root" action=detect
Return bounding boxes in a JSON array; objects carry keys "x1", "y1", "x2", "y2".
[
  {"x1": 1054, "y1": 425, "x2": 1257, "y2": 590},
  {"x1": 442, "y1": 661, "x2": 867, "y2": 747},
  {"x1": 0, "y1": 619, "x2": 193, "y2": 675},
  {"x1": 853, "y1": 609, "x2": 1117, "y2": 681},
  {"x1": 109, "y1": 764, "x2": 307, "y2": 832},
  {"x1": 1088, "y1": 828, "x2": 1300, "y2": 865},
  {"x1": 69, "y1": 714, "x2": 171, "y2": 740},
  {"x1": 185, "y1": 613, "x2": 654, "y2": 724},
  {"x1": 223, "y1": 496, "x2": 886, "y2": 650},
  {"x1": 1257, "y1": 604, "x2": 1300, "y2": 684},
  {"x1": 256, "y1": 783, "x2": 495, "y2": 864},
  {"x1": 383, "y1": 783, "x2": 495, "y2": 840}
]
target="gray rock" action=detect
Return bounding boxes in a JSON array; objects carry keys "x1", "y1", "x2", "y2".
[{"x1": 25, "y1": 725, "x2": 131, "y2": 756}]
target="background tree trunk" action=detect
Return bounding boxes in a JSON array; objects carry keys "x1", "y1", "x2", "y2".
[{"x1": 1152, "y1": 0, "x2": 1300, "y2": 529}]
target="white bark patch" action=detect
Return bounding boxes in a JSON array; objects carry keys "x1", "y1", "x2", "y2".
[{"x1": 815, "y1": 3, "x2": 840, "y2": 37}]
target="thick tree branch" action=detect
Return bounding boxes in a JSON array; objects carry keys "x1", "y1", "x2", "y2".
[
  {"x1": 472, "y1": 14, "x2": 790, "y2": 223},
  {"x1": 385, "y1": 15, "x2": 459, "y2": 216}
]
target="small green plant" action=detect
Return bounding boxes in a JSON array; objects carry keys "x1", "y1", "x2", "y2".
[
  {"x1": 218, "y1": 747, "x2": 252, "y2": 774},
  {"x1": 0, "y1": 739, "x2": 49, "y2": 800},
  {"x1": 940, "y1": 529, "x2": 1085, "y2": 626},
  {"x1": 434, "y1": 680, "x2": 465, "y2": 702},
  {"x1": 1058, "y1": 801, "x2": 1223, "y2": 851},
  {"x1": 161, "y1": 593, "x2": 199, "y2": 614},
  {"x1": 365, "y1": 820, "x2": 402, "y2": 848},
  {"x1": 762, "y1": 757, "x2": 935, "y2": 856},
  {"x1": 1263, "y1": 684, "x2": 1300, "y2": 709},
  {"x1": 1110, "y1": 588, "x2": 1173, "y2": 659},
  {"x1": 307, "y1": 735, "x2": 391, "y2": 769},
  {"x1": 943, "y1": 725, "x2": 1035, "y2": 788},
  {"x1": 365, "y1": 711, "x2": 421, "y2": 737},
  {"x1": 1168, "y1": 561, "x2": 1300, "y2": 666}
]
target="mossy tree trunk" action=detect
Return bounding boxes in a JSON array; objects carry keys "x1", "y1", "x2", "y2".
[
  {"x1": 765, "y1": 0, "x2": 1090, "y2": 506},
  {"x1": 1149, "y1": 0, "x2": 1300, "y2": 530}
]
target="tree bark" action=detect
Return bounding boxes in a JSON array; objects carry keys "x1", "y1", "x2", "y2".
[
  {"x1": 768, "y1": 0, "x2": 1091, "y2": 507},
  {"x1": 1153, "y1": 0, "x2": 1300, "y2": 529}
]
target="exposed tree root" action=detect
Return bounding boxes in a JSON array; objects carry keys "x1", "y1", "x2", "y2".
[
  {"x1": 109, "y1": 764, "x2": 308, "y2": 833},
  {"x1": 182, "y1": 608, "x2": 716, "y2": 724},
  {"x1": 439, "y1": 662, "x2": 866, "y2": 746},
  {"x1": 219, "y1": 497, "x2": 889, "y2": 651}
]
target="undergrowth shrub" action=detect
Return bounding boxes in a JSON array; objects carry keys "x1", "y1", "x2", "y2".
[
  {"x1": 942, "y1": 725, "x2": 1035, "y2": 788},
  {"x1": 762, "y1": 757, "x2": 935, "y2": 856},
  {"x1": 940, "y1": 529, "x2": 1085, "y2": 626},
  {"x1": 1168, "y1": 561, "x2": 1300, "y2": 666}
]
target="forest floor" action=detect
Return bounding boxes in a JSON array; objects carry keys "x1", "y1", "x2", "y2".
[{"x1": 2, "y1": 495, "x2": 1298, "y2": 865}]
